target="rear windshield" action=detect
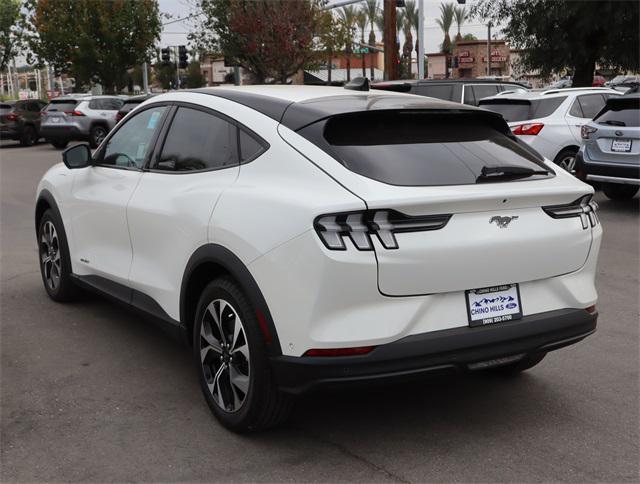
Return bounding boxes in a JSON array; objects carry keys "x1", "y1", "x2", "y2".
[
  {"x1": 298, "y1": 111, "x2": 550, "y2": 187},
  {"x1": 479, "y1": 97, "x2": 566, "y2": 122},
  {"x1": 594, "y1": 98, "x2": 640, "y2": 127},
  {"x1": 0, "y1": 103, "x2": 13, "y2": 112},
  {"x1": 45, "y1": 100, "x2": 79, "y2": 112}
]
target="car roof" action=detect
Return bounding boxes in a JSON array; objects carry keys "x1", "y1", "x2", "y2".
[
  {"x1": 188, "y1": 85, "x2": 486, "y2": 131},
  {"x1": 372, "y1": 79, "x2": 524, "y2": 85},
  {"x1": 481, "y1": 87, "x2": 621, "y2": 101}
]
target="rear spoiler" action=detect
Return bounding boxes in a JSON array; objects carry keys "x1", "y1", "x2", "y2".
[{"x1": 370, "y1": 82, "x2": 413, "y2": 93}]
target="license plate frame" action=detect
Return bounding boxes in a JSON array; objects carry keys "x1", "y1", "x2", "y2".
[
  {"x1": 611, "y1": 139, "x2": 632, "y2": 152},
  {"x1": 465, "y1": 283, "x2": 523, "y2": 328}
]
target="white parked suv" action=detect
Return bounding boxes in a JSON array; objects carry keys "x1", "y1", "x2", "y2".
[
  {"x1": 479, "y1": 87, "x2": 622, "y2": 173},
  {"x1": 36, "y1": 85, "x2": 601, "y2": 432}
]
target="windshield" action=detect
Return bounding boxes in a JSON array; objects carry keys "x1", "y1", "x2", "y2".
[
  {"x1": 45, "y1": 100, "x2": 79, "y2": 112},
  {"x1": 298, "y1": 111, "x2": 551, "y2": 187}
]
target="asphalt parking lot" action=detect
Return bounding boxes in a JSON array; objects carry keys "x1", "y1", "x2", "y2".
[{"x1": 1, "y1": 139, "x2": 638, "y2": 483}]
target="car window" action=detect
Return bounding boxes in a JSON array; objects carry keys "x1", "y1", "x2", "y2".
[
  {"x1": 239, "y1": 129, "x2": 267, "y2": 163},
  {"x1": 594, "y1": 98, "x2": 640, "y2": 127},
  {"x1": 568, "y1": 98, "x2": 584, "y2": 117},
  {"x1": 155, "y1": 107, "x2": 237, "y2": 172},
  {"x1": 416, "y1": 84, "x2": 454, "y2": 101},
  {"x1": 480, "y1": 97, "x2": 566, "y2": 122},
  {"x1": 577, "y1": 94, "x2": 606, "y2": 118},
  {"x1": 103, "y1": 98, "x2": 124, "y2": 110},
  {"x1": 299, "y1": 111, "x2": 550, "y2": 187},
  {"x1": 101, "y1": 106, "x2": 167, "y2": 168},
  {"x1": 14, "y1": 101, "x2": 26, "y2": 110},
  {"x1": 27, "y1": 102, "x2": 41, "y2": 112},
  {"x1": 533, "y1": 96, "x2": 567, "y2": 118},
  {"x1": 470, "y1": 85, "x2": 500, "y2": 105},
  {"x1": 463, "y1": 87, "x2": 475, "y2": 105}
]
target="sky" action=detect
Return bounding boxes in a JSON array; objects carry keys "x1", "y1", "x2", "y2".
[{"x1": 158, "y1": 0, "x2": 500, "y2": 55}]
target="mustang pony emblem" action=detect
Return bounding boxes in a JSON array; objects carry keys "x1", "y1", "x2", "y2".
[{"x1": 489, "y1": 216, "x2": 519, "y2": 228}]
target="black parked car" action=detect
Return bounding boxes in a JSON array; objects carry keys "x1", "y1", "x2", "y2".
[
  {"x1": 115, "y1": 94, "x2": 157, "y2": 123},
  {"x1": 0, "y1": 99, "x2": 47, "y2": 146},
  {"x1": 371, "y1": 79, "x2": 528, "y2": 106}
]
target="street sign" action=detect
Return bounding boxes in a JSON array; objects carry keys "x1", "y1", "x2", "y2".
[{"x1": 353, "y1": 47, "x2": 369, "y2": 54}]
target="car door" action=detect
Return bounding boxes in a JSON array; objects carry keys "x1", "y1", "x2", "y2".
[
  {"x1": 68, "y1": 104, "x2": 169, "y2": 286},
  {"x1": 126, "y1": 104, "x2": 242, "y2": 320},
  {"x1": 565, "y1": 93, "x2": 607, "y2": 142}
]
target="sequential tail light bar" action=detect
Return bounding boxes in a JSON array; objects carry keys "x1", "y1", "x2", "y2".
[
  {"x1": 542, "y1": 194, "x2": 599, "y2": 229},
  {"x1": 314, "y1": 210, "x2": 452, "y2": 251}
]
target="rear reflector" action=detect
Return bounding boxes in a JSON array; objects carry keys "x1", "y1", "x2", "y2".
[
  {"x1": 304, "y1": 346, "x2": 375, "y2": 357},
  {"x1": 512, "y1": 123, "x2": 544, "y2": 136},
  {"x1": 585, "y1": 305, "x2": 597, "y2": 314}
]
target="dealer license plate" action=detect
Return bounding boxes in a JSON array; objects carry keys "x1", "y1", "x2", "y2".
[
  {"x1": 466, "y1": 284, "x2": 522, "y2": 327},
  {"x1": 611, "y1": 139, "x2": 632, "y2": 152}
]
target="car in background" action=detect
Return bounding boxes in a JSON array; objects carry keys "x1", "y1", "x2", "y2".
[
  {"x1": 115, "y1": 94, "x2": 157, "y2": 123},
  {"x1": 40, "y1": 95, "x2": 124, "y2": 149},
  {"x1": 371, "y1": 79, "x2": 528, "y2": 106},
  {"x1": 576, "y1": 93, "x2": 640, "y2": 200},
  {"x1": 592, "y1": 75, "x2": 606, "y2": 87},
  {"x1": 479, "y1": 87, "x2": 622, "y2": 173},
  {"x1": 548, "y1": 78, "x2": 573, "y2": 89},
  {"x1": 0, "y1": 99, "x2": 47, "y2": 146},
  {"x1": 605, "y1": 75, "x2": 640, "y2": 89}
]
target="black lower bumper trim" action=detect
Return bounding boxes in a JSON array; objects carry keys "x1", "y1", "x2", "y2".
[{"x1": 271, "y1": 308, "x2": 597, "y2": 394}]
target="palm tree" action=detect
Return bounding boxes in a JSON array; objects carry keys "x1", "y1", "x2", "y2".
[
  {"x1": 454, "y1": 5, "x2": 468, "y2": 42},
  {"x1": 436, "y1": 2, "x2": 455, "y2": 55},
  {"x1": 338, "y1": 5, "x2": 358, "y2": 81},
  {"x1": 356, "y1": 9, "x2": 368, "y2": 77},
  {"x1": 365, "y1": 0, "x2": 378, "y2": 79},
  {"x1": 403, "y1": 0, "x2": 419, "y2": 78}
]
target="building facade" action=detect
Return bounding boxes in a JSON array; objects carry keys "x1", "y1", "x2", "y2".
[{"x1": 453, "y1": 40, "x2": 510, "y2": 79}]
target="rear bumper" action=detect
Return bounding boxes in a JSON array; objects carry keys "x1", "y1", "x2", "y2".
[
  {"x1": 0, "y1": 126, "x2": 20, "y2": 140},
  {"x1": 271, "y1": 308, "x2": 597, "y2": 394},
  {"x1": 576, "y1": 150, "x2": 640, "y2": 184},
  {"x1": 41, "y1": 125, "x2": 88, "y2": 141}
]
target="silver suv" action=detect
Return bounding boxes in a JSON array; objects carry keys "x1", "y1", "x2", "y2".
[{"x1": 41, "y1": 95, "x2": 124, "y2": 149}]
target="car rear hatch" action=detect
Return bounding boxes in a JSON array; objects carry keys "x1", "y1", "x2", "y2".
[
  {"x1": 584, "y1": 96, "x2": 640, "y2": 165},
  {"x1": 42, "y1": 99, "x2": 81, "y2": 126},
  {"x1": 292, "y1": 108, "x2": 595, "y2": 296},
  {"x1": 0, "y1": 103, "x2": 15, "y2": 129}
]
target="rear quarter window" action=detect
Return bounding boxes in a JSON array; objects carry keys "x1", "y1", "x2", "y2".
[
  {"x1": 298, "y1": 111, "x2": 549, "y2": 187},
  {"x1": 416, "y1": 84, "x2": 454, "y2": 101}
]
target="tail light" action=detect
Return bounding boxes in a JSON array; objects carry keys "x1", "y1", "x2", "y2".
[
  {"x1": 40, "y1": 111, "x2": 47, "y2": 117},
  {"x1": 581, "y1": 125, "x2": 597, "y2": 139},
  {"x1": 64, "y1": 110, "x2": 85, "y2": 116},
  {"x1": 115, "y1": 112, "x2": 124, "y2": 122},
  {"x1": 585, "y1": 305, "x2": 597, "y2": 314},
  {"x1": 512, "y1": 123, "x2": 544, "y2": 136},
  {"x1": 314, "y1": 210, "x2": 451, "y2": 251},
  {"x1": 542, "y1": 194, "x2": 599, "y2": 229},
  {"x1": 5, "y1": 113, "x2": 17, "y2": 121},
  {"x1": 304, "y1": 346, "x2": 375, "y2": 357}
]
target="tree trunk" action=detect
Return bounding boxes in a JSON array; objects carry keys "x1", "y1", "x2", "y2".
[
  {"x1": 327, "y1": 51, "x2": 332, "y2": 85},
  {"x1": 573, "y1": 56, "x2": 596, "y2": 87}
]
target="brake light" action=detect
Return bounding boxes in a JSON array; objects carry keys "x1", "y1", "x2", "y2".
[
  {"x1": 304, "y1": 346, "x2": 375, "y2": 357},
  {"x1": 542, "y1": 194, "x2": 599, "y2": 229},
  {"x1": 5, "y1": 113, "x2": 17, "y2": 121},
  {"x1": 581, "y1": 125, "x2": 597, "y2": 139},
  {"x1": 512, "y1": 123, "x2": 544, "y2": 136},
  {"x1": 314, "y1": 210, "x2": 451, "y2": 251},
  {"x1": 585, "y1": 305, "x2": 597, "y2": 314},
  {"x1": 64, "y1": 110, "x2": 85, "y2": 116}
]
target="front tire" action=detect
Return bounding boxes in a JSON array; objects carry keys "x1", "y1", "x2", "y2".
[
  {"x1": 602, "y1": 183, "x2": 639, "y2": 201},
  {"x1": 194, "y1": 277, "x2": 292, "y2": 432},
  {"x1": 89, "y1": 125, "x2": 108, "y2": 148},
  {"x1": 38, "y1": 210, "x2": 79, "y2": 302}
]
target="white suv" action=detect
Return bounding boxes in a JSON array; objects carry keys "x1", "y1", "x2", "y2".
[
  {"x1": 479, "y1": 87, "x2": 622, "y2": 172},
  {"x1": 36, "y1": 86, "x2": 601, "y2": 432}
]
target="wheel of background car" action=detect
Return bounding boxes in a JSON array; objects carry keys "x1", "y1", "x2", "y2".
[
  {"x1": 554, "y1": 148, "x2": 578, "y2": 174},
  {"x1": 20, "y1": 125, "x2": 36, "y2": 147},
  {"x1": 193, "y1": 277, "x2": 292, "y2": 432},
  {"x1": 51, "y1": 140, "x2": 69, "y2": 150},
  {"x1": 90, "y1": 125, "x2": 108, "y2": 149},
  {"x1": 38, "y1": 209, "x2": 80, "y2": 302},
  {"x1": 602, "y1": 183, "x2": 639, "y2": 201}
]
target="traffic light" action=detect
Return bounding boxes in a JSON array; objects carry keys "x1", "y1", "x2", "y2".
[
  {"x1": 161, "y1": 47, "x2": 171, "y2": 65},
  {"x1": 178, "y1": 45, "x2": 188, "y2": 69}
]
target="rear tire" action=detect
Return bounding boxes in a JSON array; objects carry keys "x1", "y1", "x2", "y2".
[
  {"x1": 20, "y1": 125, "x2": 36, "y2": 147},
  {"x1": 89, "y1": 125, "x2": 108, "y2": 149},
  {"x1": 487, "y1": 352, "x2": 547, "y2": 376},
  {"x1": 602, "y1": 183, "x2": 639, "y2": 201},
  {"x1": 553, "y1": 148, "x2": 578, "y2": 174},
  {"x1": 37, "y1": 209, "x2": 80, "y2": 302},
  {"x1": 193, "y1": 277, "x2": 292, "y2": 432},
  {"x1": 51, "y1": 140, "x2": 69, "y2": 149}
]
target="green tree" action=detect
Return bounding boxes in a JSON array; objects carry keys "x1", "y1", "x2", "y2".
[
  {"x1": 23, "y1": 0, "x2": 161, "y2": 93},
  {"x1": 436, "y1": 2, "x2": 455, "y2": 54},
  {"x1": 191, "y1": 0, "x2": 324, "y2": 84},
  {"x1": 153, "y1": 61, "x2": 176, "y2": 90},
  {"x1": 0, "y1": 0, "x2": 21, "y2": 72},
  {"x1": 453, "y1": 5, "x2": 467, "y2": 43},
  {"x1": 186, "y1": 61, "x2": 205, "y2": 88},
  {"x1": 472, "y1": 0, "x2": 639, "y2": 87}
]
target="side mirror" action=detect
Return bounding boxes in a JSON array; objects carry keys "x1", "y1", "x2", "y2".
[{"x1": 62, "y1": 144, "x2": 92, "y2": 169}]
